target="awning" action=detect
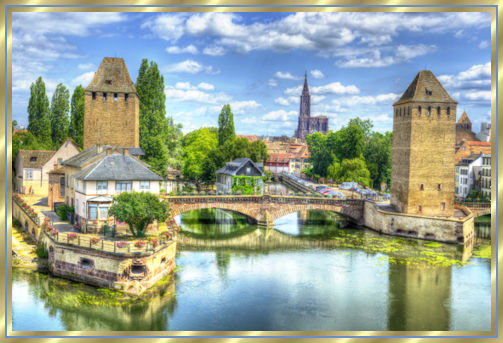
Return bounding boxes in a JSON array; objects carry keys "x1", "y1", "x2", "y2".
[{"x1": 87, "y1": 196, "x2": 113, "y2": 202}]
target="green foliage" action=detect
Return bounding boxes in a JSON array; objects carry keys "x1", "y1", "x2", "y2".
[
  {"x1": 182, "y1": 127, "x2": 219, "y2": 185},
  {"x1": 27, "y1": 77, "x2": 52, "y2": 146},
  {"x1": 305, "y1": 132, "x2": 333, "y2": 177},
  {"x1": 12, "y1": 131, "x2": 51, "y2": 170},
  {"x1": 56, "y1": 205, "x2": 74, "y2": 221},
  {"x1": 264, "y1": 170, "x2": 273, "y2": 181},
  {"x1": 231, "y1": 176, "x2": 264, "y2": 195},
  {"x1": 217, "y1": 104, "x2": 235, "y2": 146},
  {"x1": 69, "y1": 85, "x2": 85, "y2": 148},
  {"x1": 50, "y1": 83, "x2": 70, "y2": 148},
  {"x1": 136, "y1": 59, "x2": 183, "y2": 176},
  {"x1": 364, "y1": 131, "x2": 392, "y2": 189},
  {"x1": 108, "y1": 192, "x2": 170, "y2": 237},
  {"x1": 35, "y1": 241, "x2": 48, "y2": 259},
  {"x1": 327, "y1": 157, "x2": 371, "y2": 187},
  {"x1": 12, "y1": 120, "x2": 18, "y2": 132}
]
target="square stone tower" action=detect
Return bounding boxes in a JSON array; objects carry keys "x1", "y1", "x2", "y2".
[
  {"x1": 83, "y1": 57, "x2": 140, "y2": 149},
  {"x1": 391, "y1": 70, "x2": 457, "y2": 217}
]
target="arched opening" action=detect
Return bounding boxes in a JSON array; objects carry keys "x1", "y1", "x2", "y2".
[
  {"x1": 131, "y1": 264, "x2": 146, "y2": 275},
  {"x1": 274, "y1": 209, "x2": 349, "y2": 237},
  {"x1": 79, "y1": 257, "x2": 94, "y2": 270},
  {"x1": 161, "y1": 257, "x2": 166, "y2": 265}
]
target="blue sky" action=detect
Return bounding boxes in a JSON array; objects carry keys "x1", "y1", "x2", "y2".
[{"x1": 11, "y1": 11, "x2": 491, "y2": 136}]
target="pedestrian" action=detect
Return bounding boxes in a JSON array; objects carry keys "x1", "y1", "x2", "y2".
[{"x1": 29, "y1": 186, "x2": 32, "y2": 195}]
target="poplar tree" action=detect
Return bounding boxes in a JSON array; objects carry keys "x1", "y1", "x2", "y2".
[
  {"x1": 136, "y1": 59, "x2": 169, "y2": 176},
  {"x1": 27, "y1": 77, "x2": 51, "y2": 147},
  {"x1": 69, "y1": 85, "x2": 85, "y2": 148},
  {"x1": 50, "y1": 83, "x2": 70, "y2": 148},
  {"x1": 217, "y1": 104, "x2": 235, "y2": 146}
]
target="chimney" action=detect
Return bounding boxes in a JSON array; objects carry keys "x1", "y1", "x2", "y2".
[{"x1": 123, "y1": 148, "x2": 129, "y2": 156}]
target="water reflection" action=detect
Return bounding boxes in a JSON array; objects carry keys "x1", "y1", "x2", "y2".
[{"x1": 12, "y1": 209, "x2": 491, "y2": 331}]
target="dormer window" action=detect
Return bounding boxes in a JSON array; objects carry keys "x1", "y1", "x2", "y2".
[
  {"x1": 30, "y1": 156, "x2": 37, "y2": 162},
  {"x1": 105, "y1": 80, "x2": 112, "y2": 85},
  {"x1": 425, "y1": 88, "x2": 432, "y2": 96}
]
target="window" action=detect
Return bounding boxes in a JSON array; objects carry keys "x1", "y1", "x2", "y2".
[
  {"x1": 418, "y1": 205, "x2": 422, "y2": 213},
  {"x1": 455, "y1": 187, "x2": 459, "y2": 193},
  {"x1": 97, "y1": 181, "x2": 108, "y2": 194},
  {"x1": 116, "y1": 181, "x2": 132, "y2": 193},
  {"x1": 83, "y1": 181, "x2": 86, "y2": 193},
  {"x1": 456, "y1": 167, "x2": 459, "y2": 173},
  {"x1": 140, "y1": 181, "x2": 150, "y2": 191},
  {"x1": 246, "y1": 167, "x2": 251, "y2": 174},
  {"x1": 105, "y1": 80, "x2": 112, "y2": 85},
  {"x1": 125, "y1": 94, "x2": 129, "y2": 102},
  {"x1": 82, "y1": 202, "x2": 85, "y2": 218},
  {"x1": 114, "y1": 93, "x2": 118, "y2": 101},
  {"x1": 76, "y1": 180, "x2": 79, "y2": 191},
  {"x1": 60, "y1": 177, "x2": 65, "y2": 196},
  {"x1": 437, "y1": 184, "x2": 441, "y2": 191},
  {"x1": 30, "y1": 156, "x2": 37, "y2": 162},
  {"x1": 447, "y1": 107, "x2": 451, "y2": 116},
  {"x1": 99, "y1": 205, "x2": 109, "y2": 220},
  {"x1": 418, "y1": 106, "x2": 422, "y2": 116},
  {"x1": 89, "y1": 204, "x2": 97, "y2": 220},
  {"x1": 455, "y1": 176, "x2": 459, "y2": 182},
  {"x1": 92, "y1": 92, "x2": 96, "y2": 100},
  {"x1": 76, "y1": 199, "x2": 79, "y2": 215},
  {"x1": 25, "y1": 170, "x2": 33, "y2": 180},
  {"x1": 103, "y1": 93, "x2": 107, "y2": 102},
  {"x1": 427, "y1": 106, "x2": 431, "y2": 116},
  {"x1": 57, "y1": 158, "x2": 62, "y2": 165},
  {"x1": 437, "y1": 106, "x2": 441, "y2": 118},
  {"x1": 441, "y1": 202, "x2": 446, "y2": 211},
  {"x1": 420, "y1": 184, "x2": 424, "y2": 191}
]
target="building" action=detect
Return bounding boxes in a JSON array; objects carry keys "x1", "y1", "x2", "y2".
[
  {"x1": 48, "y1": 166, "x2": 65, "y2": 211},
  {"x1": 84, "y1": 57, "x2": 140, "y2": 149},
  {"x1": 477, "y1": 122, "x2": 491, "y2": 142},
  {"x1": 216, "y1": 158, "x2": 265, "y2": 194},
  {"x1": 264, "y1": 153, "x2": 290, "y2": 174},
  {"x1": 70, "y1": 148, "x2": 162, "y2": 232},
  {"x1": 455, "y1": 154, "x2": 482, "y2": 199},
  {"x1": 61, "y1": 145, "x2": 144, "y2": 209},
  {"x1": 294, "y1": 73, "x2": 329, "y2": 140},
  {"x1": 455, "y1": 140, "x2": 491, "y2": 163},
  {"x1": 391, "y1": 70, "x2": 457, "y2": 216},
  {"x1": 288, "y1": 143, "x2": 311, "y2": 177},
  {"x1": 455, "y1": 111, "x2": 479, "y2": 145},
  {"x1": 14, "y1": 137, "x2": 80, "y2": 196},
  {"x1": 481, "y1": 154, "x2": 491, "y2": 199}
]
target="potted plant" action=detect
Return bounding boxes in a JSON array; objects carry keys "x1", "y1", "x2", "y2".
[
  {"x1": 134, "y1": 240, "x2": 146, "y2": 248},
  {"x1": 116, "y1": 241, "x2": 128, "y2": 249},
  {"x1": 68, "y1": 233, "x2": 78, "y2": 240},
  {"x1": 90, "y1": 237, "x2": 100, "y2": 245}
]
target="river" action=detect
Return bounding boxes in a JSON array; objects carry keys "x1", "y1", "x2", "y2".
[{"x1": 11, "y1": 209, "x2": 491, "y2": 332}]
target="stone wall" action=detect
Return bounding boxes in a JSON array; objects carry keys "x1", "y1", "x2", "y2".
[
  {"x1": 363, "y1": 201, "x2": 474, "y2": 244},
  {"x1": 12, "y1": 199, "x2": 42, "y2": 241},
  {"x1": 41, "y1": 233, "x2": 177, "y2": 295}
]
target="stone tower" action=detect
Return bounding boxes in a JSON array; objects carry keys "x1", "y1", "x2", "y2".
[
  {"x1": 83, "y1": 57, "x2": 140, "y2": 149},
  {"x1": 391, "y1": 70, "x2": 457, "y2": 217},
  {"x1": 294, "y1": 73, "x2": 328, "y2": 140}
]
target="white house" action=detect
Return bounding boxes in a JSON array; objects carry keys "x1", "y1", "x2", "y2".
[
  {"x1": 455, "y1": 154, "x2": 482, "y2": 199},
  {"x1": 481, "y1": 154, "x2": 491, "y2": 199}
]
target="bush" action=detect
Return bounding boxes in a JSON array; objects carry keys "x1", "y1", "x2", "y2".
[
  {"x1": 56, "y1": 205, "x2": 74, "y2": 221},
  {"x1": 13, "y1": 219, "x2": 22, "y2": 228},
  {"x1": 35, "y1": 241, "x2": 48, "y2": 259},
  {"x1": 160, "y1": 189, "x2": 166, "y2": 193}
]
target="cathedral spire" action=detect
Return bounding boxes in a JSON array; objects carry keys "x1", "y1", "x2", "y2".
[{"x1": 302, "y1": 71, "x2": 309, "y2": 95}]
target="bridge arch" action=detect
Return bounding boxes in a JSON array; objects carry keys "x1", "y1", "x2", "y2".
[{"x1": 170, "y1": 202, "x2": 261, "y2": 224}]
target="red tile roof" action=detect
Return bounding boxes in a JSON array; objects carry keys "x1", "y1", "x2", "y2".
[
  {"x1": 466, "y1": 141, "x2": 491, "y2": 146},
  {"x1": 236, "y1": 135, "x2": 258, "y2": 143}
]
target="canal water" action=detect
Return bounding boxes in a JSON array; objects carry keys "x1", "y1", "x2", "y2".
[{"x1": 12, "y1": 210, "x2": 491, "y2": 332}]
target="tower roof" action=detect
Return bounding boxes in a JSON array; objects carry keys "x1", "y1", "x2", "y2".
[
  {"x1": 85, "y1": 57, "x2": 137, "y2": 94},
  {"x1": 302, "y1": 72, "x2": 309, "y2": 95},
  {"x1": 394, "y1": 70, "x2": 457, "y2": 105},
  {"x1": 457, "y1": 111, "x2": 472, "y2": 125}
]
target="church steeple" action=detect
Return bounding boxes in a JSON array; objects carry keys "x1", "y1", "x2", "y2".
[{"x1": 302, "y1": 71, "x2": 309, "y2": 95}]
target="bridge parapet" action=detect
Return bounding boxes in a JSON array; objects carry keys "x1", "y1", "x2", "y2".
[{"x1": 165, "y1": 195, "x2": 364, "y2": 225}]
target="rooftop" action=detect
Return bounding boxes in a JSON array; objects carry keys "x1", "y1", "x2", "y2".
[
  {"x1": 85, "y1": 57, "x2": 137, "y2": 94},
  {"x1": 394, "y1": 70, "x2": 457, "y2": 105},
  {"x1": 17, "y1": 150, "x2": 56, "y2": 168}
]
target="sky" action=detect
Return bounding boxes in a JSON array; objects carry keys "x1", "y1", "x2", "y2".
[{"x1": 11, "y1": 11, "x2": 492, "y2": 136}]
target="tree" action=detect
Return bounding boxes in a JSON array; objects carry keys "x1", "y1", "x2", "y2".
[
  {"x1": 165, "y1": 116, "x2": 184, "y2": 170},
  {"x1": 12, "y1": 120, "x2": 18, "y2": 132},
  {"x1": 50, "y1": 83, "x2": 70, "y2": 148},
  {"x1": 136, "y1": 59, "x2": 169, "y2": 176},
  {"x1": 108, "y1": 192, "x2": 170, "y2": 237},
  {"x1": 12, "y1": 131, "x2": 49, "y2": 170},
  {"x1": 306, "y1": 132, "x2": 333, "y2": 177},
  {"x1": 27, "y1": 77, "x2": 51, "y2": 146},
  {"x1": 249, "y1": 140, "x2": 269, "y2": 163},
  {"x1": 364, "y1": 131, "x2": 392, "y2": 189},
  {"x1": 217, "y1": 104, "x2": 235, "y2": 146},
  {"x1": 348, "y1": 117, "x2": 374, "y2": 143},
  {"x1": 332, "y1": 123, "x2": 365, "y2": 161},
  {"x1": 69, "y1": 85, "x2": 85, "y2": 148},
  {"x1": 182, "y1": 127, "x2": 218, "y2": 186},
  {"x1": 328, "y1": 158, "x2": 371, "y2": 187}
]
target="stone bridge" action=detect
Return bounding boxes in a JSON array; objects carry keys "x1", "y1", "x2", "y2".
[
  {"x1": 165, "y1": 195, "x2": 364, "y2": 227},
  {"x1": 455, "y1": 201, "x2": 491, "y2": 217}
]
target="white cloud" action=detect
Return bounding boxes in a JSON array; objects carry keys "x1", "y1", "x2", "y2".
[
  {"x1": 479, "y1": 40, "x2": 489, "y2": 49},
  {"x1": 165, "y1": 60, "x2": 220, "y2": 74},
  {"x1": 77, "y1": 63, "x2": 95, "y2": 70},
  {"x1": 165, "y1": 82, "x2": 230, "y2": 104},
  {"x1": 268, "y1": 79, "x2": 278, "y2": 87},
  {"x1": 311, "y1": 95, "x2": 326, "y2": 104},
  {"x1": 464, "y1": 91, "x2": 491, "y2": 101},
  {"x1": 262, "y1": 109, "x2": 297, "y2": 121},
  {"x1": 275, "y1": 97, "x2": 290, "y2": 106},
  {"x1": 312, "y1": 82, "x2": 360, "y2": 95},
  {"x1": 142, "y1": 12, "x2": 489, "y2": 57},
  {"x1": 166, "y1": 44, "x2": 199, "y2": 54},
  {"x1": 310, "y1": 70, "x2": 324, "y2": 79},
  {"x1": 274, "y1": 71, "x2": 300, "y2": 80},
  {"x1": 332, "y1": 93, "x2": 400, "y2": 107},
  {"x1": 72, "y1": 71, "x2": 95, "y2": 86},
  {"x1": 203, "y1": 46, "x2": 226, "y2": 56},
  {"x1": 361, "y1": 114, "x2": 393, "y2": 122},
  {"x1": 437, "y1": 62, "x2": 491, "y2": 103},
  {"x1": 229, "y1": 100, "x2": 261, "y2": 114}
]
